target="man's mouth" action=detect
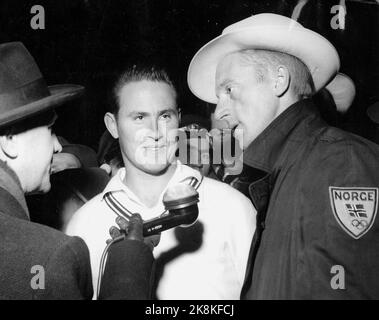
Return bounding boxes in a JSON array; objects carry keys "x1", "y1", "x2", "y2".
[{"x1": 144, "y1": 145, "x2": 167, "y2": 151}]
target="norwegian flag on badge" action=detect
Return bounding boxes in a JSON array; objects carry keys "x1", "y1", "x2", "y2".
[{"x1": 329, "y1": 187, "x2": 378, "y2": 239}]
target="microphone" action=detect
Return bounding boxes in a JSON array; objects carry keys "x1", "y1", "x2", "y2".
[{"x1": 143, "y1": 184, "x2": 199, "y2": 236}]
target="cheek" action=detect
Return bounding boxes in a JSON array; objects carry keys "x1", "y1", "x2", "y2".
[
  {"x1": 33, "y1": 138, "x2": 54, "y2": 165},
  {"x1": 119, "y1": 124, "x2": 139, "y2": 145},
  {"x1": 236, "y1": 89, "x2": 271, "y2": 124},
  {"x1": 160, "y1": 117, "x2": 179, "y2": 129},
  {"x1": 231, "y1": 90, "x2": 253, "y2": 120},
  {"x1": 162, "y1": 122, "x2": 179, "y2": 140},
  {"x1": 44, "y1": 139, "x2": 55, "y2": 163},
  {"x1": 133, "y1": 127, "x2": 151, "y2": 142},
  {"x1": 233, "y1": 99, "x2": 252, "y2": 127},
  {"x1": 119, "y1": 136, "x2": 137, "y2": 155}
]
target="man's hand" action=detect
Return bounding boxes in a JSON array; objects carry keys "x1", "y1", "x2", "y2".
[{"x1": 107, "y1": 214, "x2": 160, "y2": 251}]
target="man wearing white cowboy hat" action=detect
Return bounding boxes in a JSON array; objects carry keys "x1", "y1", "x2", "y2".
[
  {"x1": 188, "y1": 13, "x2": 379, "y2": 299},
  {"x1": 0, "y1": 42, "x2": 154, "y2": 299},
  {"x1": 209, "y1": 72, "x2": 356, "y2": 187}
]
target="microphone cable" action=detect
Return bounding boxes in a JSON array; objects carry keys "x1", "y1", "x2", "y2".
[{"x1": 95, "y1": 175, "x2": 203, "y2": 299}]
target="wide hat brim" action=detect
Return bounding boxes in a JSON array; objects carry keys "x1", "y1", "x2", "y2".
[
  {"x1": 0, "y1": 84, "x2": 84, "y2": 128},
  {"x1": 188, "y1": 13, "x2": 340, "y2": 104}
]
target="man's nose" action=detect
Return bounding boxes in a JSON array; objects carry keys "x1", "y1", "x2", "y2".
[
  {"x1": 53, "y1": 134, "x2": 62, "y2": 153},
  {"x1": 214, "y1": 100, "x2": 229, "y2": 121},
  {"x1": 148, "y1": 119, "x2": 162, "y2": 140}
]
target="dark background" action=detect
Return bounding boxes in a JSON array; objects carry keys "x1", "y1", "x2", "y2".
[{"x1": 1, "y1": 0, "x2": 378, "y2": 150}]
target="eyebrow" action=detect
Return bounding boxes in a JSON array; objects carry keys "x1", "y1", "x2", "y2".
[
  {"x1": 127, "y1": 111, "x2": 150, "y2": 117},
  {"x1": 158, "y1": 109, "x2": 178, "y2": 116},
  {"x1": 127, "y1": 108, "x2": 178, "y2": 118},
  {"x1": 215, "y1": 79, "x2": 233, "y2": 95}
]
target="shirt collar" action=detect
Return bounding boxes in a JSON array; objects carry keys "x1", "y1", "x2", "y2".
[
  {"x1": 243, "y1": 98, "x2": 324, "y2": 174},
  {"x1": 102, "y1": 161, "x2": 202, "y2": 210}
]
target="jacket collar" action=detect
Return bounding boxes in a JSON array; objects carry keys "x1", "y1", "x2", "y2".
[
  {"x1": 243, "y1": 98, "x2": 325, "y2": 174},
  {"x1": 0, "y1": 160, "x2": 29, "y2": 220}
]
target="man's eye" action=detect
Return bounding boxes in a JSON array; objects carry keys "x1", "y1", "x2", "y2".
[
  {"x1": 226, "y1": 86, "x2": 233, "y2": 94},
  {"x1": 161, "y1": 113, "x2": 171, "y2": 120},
  {"x1": 135, "y1": 115, "x2": 144, "y2": 121}
]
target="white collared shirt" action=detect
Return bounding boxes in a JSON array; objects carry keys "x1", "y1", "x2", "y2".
[{"x1": 66, "y1": 162, "x2": 256, "y2": 299}]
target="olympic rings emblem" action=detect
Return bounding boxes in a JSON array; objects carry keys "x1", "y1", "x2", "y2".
[{"x1": 351, "y1": 219, "x2": 368, "y2": 230}]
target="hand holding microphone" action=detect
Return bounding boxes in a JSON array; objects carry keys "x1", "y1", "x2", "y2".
[
  {"x1": 108, "y1": 214, "x2": 161, "y2": 251},
  {"x1": 107, "y1": 183, "x2": 199, "y2": 249},
  {"x1": 143, "y1": 183, "x2": 200, "y2": 236}
]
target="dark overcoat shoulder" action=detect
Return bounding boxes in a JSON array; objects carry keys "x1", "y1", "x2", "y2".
[{"x1": 0, "y1": 210, "x2": 93, "y2": 299}]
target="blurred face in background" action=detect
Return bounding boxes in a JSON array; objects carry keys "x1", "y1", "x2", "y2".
[{"x1": 106, "y1": 80, "x2": 179, "y2": 176}]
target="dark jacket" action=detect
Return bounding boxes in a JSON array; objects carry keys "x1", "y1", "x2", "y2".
[
  {"x1": 240, "y1": 99, "x2": 379, "y2": 299},
  {"x1": 0, "y1": 161, "x2": 154, "y2": 299}
]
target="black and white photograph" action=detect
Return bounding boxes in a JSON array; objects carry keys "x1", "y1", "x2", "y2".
[{"x1": 0, "y1": 0, "x2": 378, "y2": 305}]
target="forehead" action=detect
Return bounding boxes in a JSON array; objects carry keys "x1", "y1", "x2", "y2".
[
  {"x1": 118, "y1": 80, "x2": 177, "y2": 114},
  {"x1": 215, "y1": 52, "x2": 255, "y2": 84}
]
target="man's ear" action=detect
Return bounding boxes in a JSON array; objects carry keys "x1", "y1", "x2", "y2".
[
  {"x1": 0, "y1": 134, "x2": 18, "y2": 159},
  {"x1": 104, "y1": 112, "x2": 119, "y2": 139},
  {"x1": 273, "y1": 66, "x2": 291, "y2": 97}
]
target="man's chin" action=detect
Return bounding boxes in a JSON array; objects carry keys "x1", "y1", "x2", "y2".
[
  {"x1": 138, "y1": 162, "x2": 172, "y2": 176},
  {"x1": 35, "y1": 181, "x2": 52, "y2": 195},
  {"x1": 27, "y1": 185, "x2": 51, "y2": 195}
]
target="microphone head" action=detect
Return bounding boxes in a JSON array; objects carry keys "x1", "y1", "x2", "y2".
[
  {"x1": 143, "y1": 183, "x2": 200, "y2": 236},
  {"x1": 163, "y1": 183, "x2": 199, "y2": 211}
]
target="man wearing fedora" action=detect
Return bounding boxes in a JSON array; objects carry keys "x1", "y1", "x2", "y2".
[
  {"x1": 188, "y1": 13, "x2": 379, "y2": 299},
  {"x1": 0, "y1": 42, "x2": 154, "y2": 299}
]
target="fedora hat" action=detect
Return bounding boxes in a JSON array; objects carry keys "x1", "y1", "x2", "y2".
[
  {"x1": 325, "y1": 72, "x2": 356, "y2": 113},
  {"x1": 0, "y1": 42, "x2": 84, "y2": 128},
  {"x1": 188, "y1": 13, "x2": 340, "y2": 104}
]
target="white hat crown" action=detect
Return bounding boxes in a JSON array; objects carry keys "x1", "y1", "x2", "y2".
[{"x1": 223, "y1": 13, "x2": 303, "y2": 35}]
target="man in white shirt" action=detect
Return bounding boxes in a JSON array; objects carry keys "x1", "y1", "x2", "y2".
[{"x1": 66, "y1": 64, "x2": 256, "y2": 299}]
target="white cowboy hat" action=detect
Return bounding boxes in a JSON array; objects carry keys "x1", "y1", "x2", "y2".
[
  {"x1": 188, "y1": 13, "x2": 340, "y2": 104},
  {"x1": 325, "y1": 72, "x2": 355, "y2": 113}
]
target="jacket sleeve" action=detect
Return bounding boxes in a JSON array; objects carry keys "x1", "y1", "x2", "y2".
[
  {"x1": 34, "y1": 236, "x2": 94, "y2": 300},
  {"x1": 98, "y1": 239, "x2": 155, "y2": 300}
]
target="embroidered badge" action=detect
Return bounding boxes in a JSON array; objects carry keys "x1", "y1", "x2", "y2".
[{"x1": 329, "y1": 187, "x2": 378, "y2": 239}]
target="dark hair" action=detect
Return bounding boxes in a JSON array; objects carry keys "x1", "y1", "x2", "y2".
[{"x1": 109, "y1": 64, "x2": 178, "y2": 116}]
